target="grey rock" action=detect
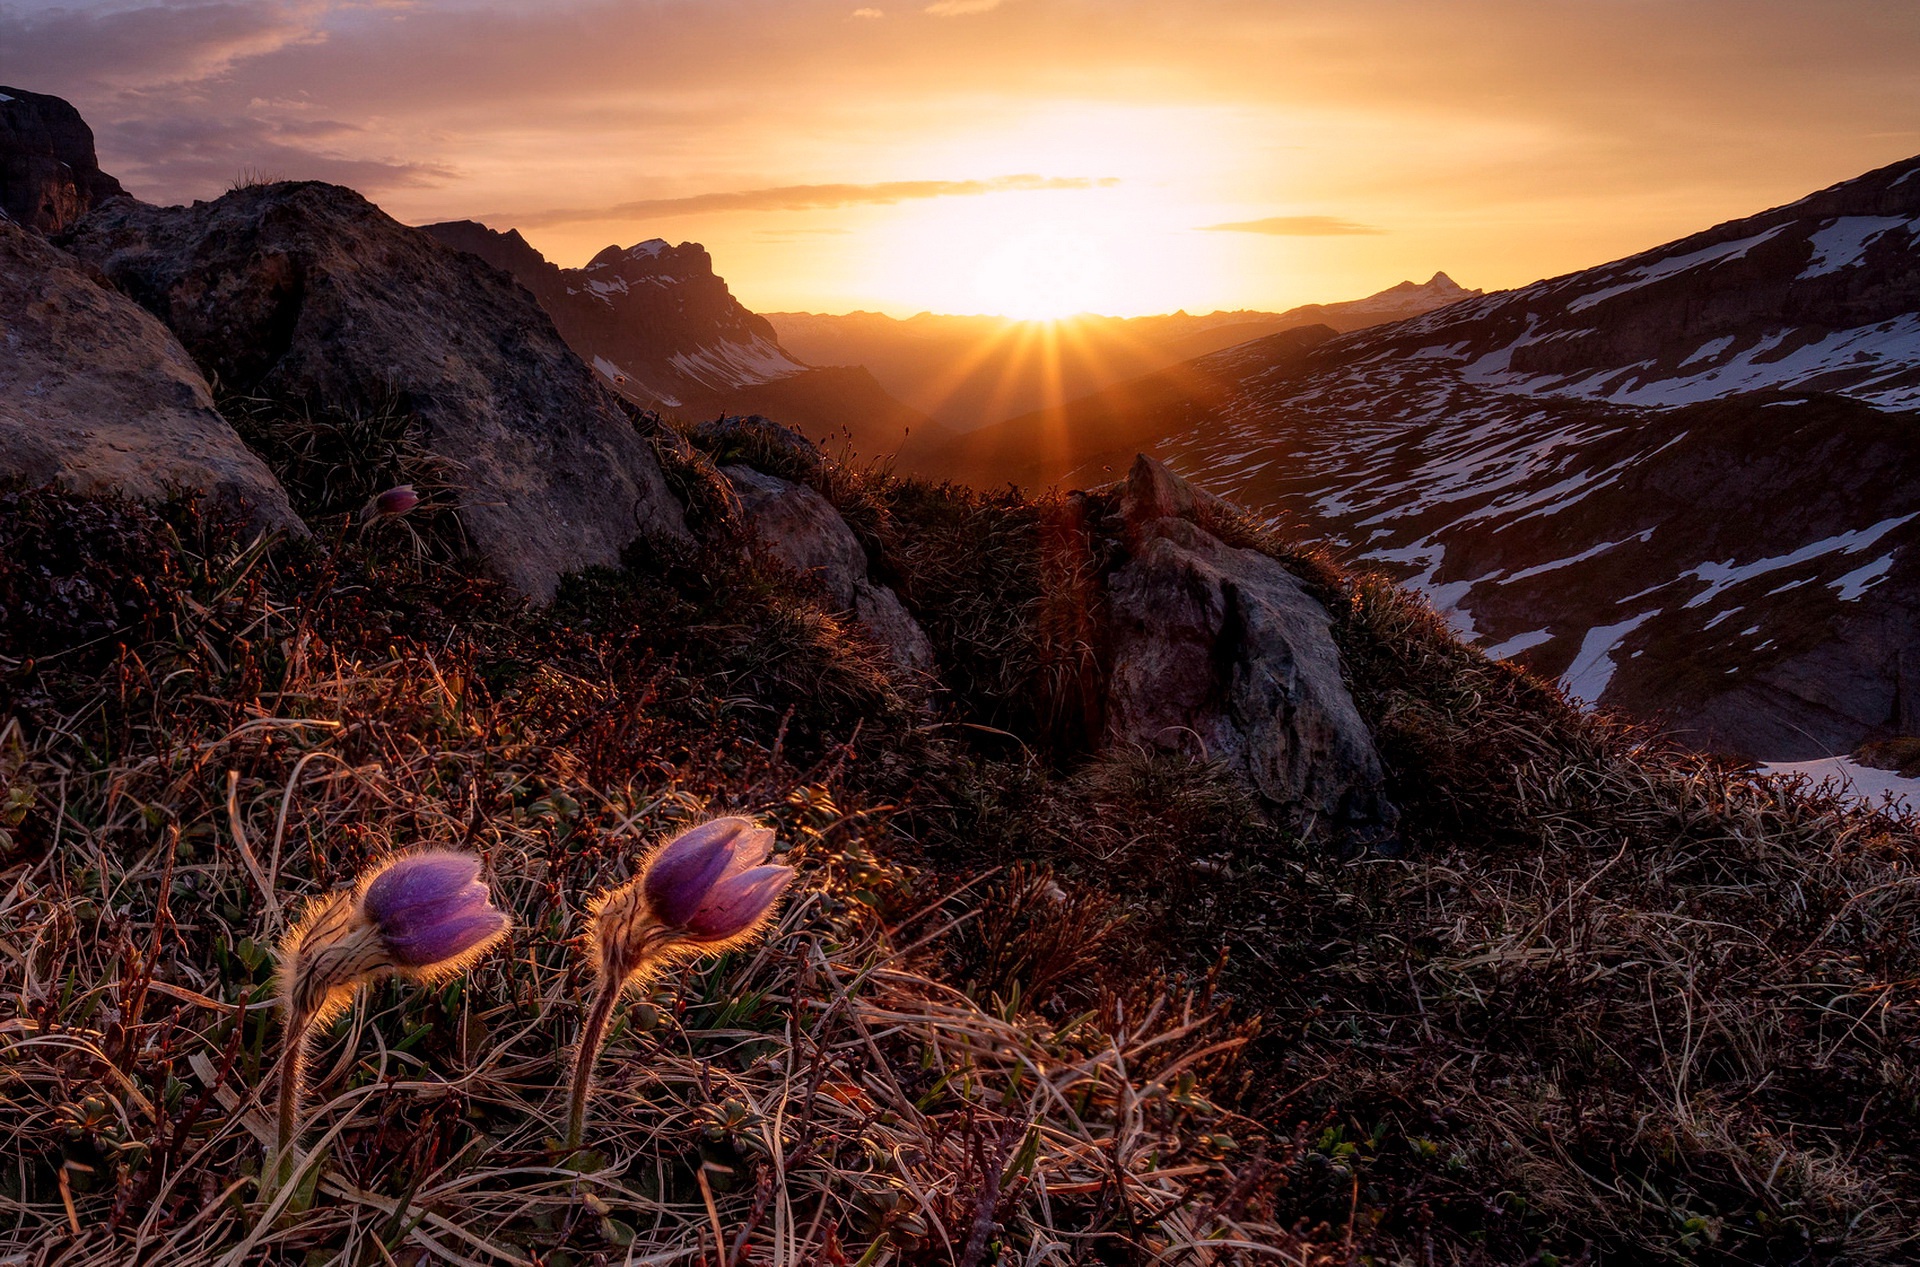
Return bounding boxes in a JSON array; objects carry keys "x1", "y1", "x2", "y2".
[
  {"x1": 1105, "y1": 455, "x2": 1395, "y2": 835},
  {"x1": 721, "y1": 464, "x2": 934, "y2": 672},
  {"x1": 0, "y1": 221, "x2": 299, "y2": 529},
  {"x1": 0, "y1": 87, "x2": 125, "y2": 234},
  {"x1": 62, "y1": 181, "x2": 687, "y2": 598}
]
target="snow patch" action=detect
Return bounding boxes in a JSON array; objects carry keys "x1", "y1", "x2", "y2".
[
  {"x1": 1798, "y1": 216, "x2": 1914, "y2": 279},
  {"x1": 1565, "y1": 226, "x2": 1788, "y2": 314},
  {"x1": 1559, "y1": 610, "x2": 1658, "y2": 705},
  {"x1": 1762, "y1": 756, "x2": 1920, "y2": 814},
  {"x1": 667, "y1": 335, "x2": 806, "y2": 389},
  {"x1": 1681, "y1": 513, "x2": 1917, "y2": 609},
  {"x1": 1831, "y1": 554, "x2": 1895, "y2": 601},
  {"x1": 1483, "y1": 628, "x2": 1554, "y2": 660}
]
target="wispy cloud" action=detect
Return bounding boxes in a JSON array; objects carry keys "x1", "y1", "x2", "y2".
[
  {"x1": 515, "y1": 174, "x2": 1119, "y2": 228},
  {"x1": 849, "y1": 7, "x2": 885, "y2": 17},
  {"x1": 924, "y1": 0, "x2": 1006, "y2": 15},
  {"x1": 1200, "y1": 215, "x2": 1386, "y2": 236}
]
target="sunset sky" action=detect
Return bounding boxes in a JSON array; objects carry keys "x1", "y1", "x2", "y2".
[{"x1": 6, "y1": 0, "x2": 1920, "y2": 318}]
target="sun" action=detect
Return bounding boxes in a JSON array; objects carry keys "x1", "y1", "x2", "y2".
[{"x1": 971, "y1": 228, "x2": 1108, "y2": 321}]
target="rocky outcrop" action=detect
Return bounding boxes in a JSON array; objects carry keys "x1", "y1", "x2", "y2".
[
  {"x1": 422, "y1": 220, "x2": 936, "y2": 458},
  {"x1": 0, "y1": 87, "x2": 125, "y2": 234},
  {"x1": 62, "y1": 182, "x2": 687, "y2": 598},
  {"x1": 1104, "y1": 456, "x2": 1395, "y2": 837},
  {"x1": 0, "y1": 222, "x2": 299, "y2": 529},
  {"x1": 721, "y1": 465, "x2": 934, "y2": 672}
]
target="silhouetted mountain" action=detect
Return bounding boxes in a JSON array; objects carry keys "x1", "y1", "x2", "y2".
[
  {"x1": 423, "y1": 220, "x2": 945, "y2": 458},
  {"x1": 988, "y1": 155, "x2": 1920, "y2": 760},
  {"x1": 767, "y1": 272, "x2": 1478, "y2": 437},
  {"x1": 0, "y1": 85, "x2": 125, "y2": 233}
]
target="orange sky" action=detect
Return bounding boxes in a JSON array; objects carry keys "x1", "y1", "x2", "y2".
[{"x1": 8, "y1": 0, "x2": 1920, "y2": 317}]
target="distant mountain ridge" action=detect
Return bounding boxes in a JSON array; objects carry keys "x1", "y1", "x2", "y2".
[
  {"x1": 423, "y1": 220, "x2": 942, "y2": 457},
  {"x1": 767, "y1": 272, "x2": 1479, "y2": 439},
  {"x1": 988, "y1": 154, "x2": 1920, "y2": 761}
]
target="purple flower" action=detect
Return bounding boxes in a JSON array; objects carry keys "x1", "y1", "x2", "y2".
[
  {"x1": 641, "y1": 818, "x2": 792, "y2": 944},
  {"x1": 362, "y1": 851, "x2": 509, "y2": 969},
  {"x1": 366, "y1": 484, "x2": 420, "y2": 519}
]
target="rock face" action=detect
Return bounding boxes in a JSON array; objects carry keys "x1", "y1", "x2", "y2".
[
  {"x1": 0, "y1": 87, "x2": 125, "y2": 234},
  {"x1": 0, "y1": 222, "x2": 299, "y2": 529},
  {"x1": 721, "y1": 464, "x2": 934, "y2": 672},
  {"x1": 1104, "y1": 456, "x2": 1395, "y2": 837},
  {"x1": 63, "y1": 182, "x2": 687, "y2": 598},
  {"x1": 423, "y1": 220, "x2": 935, "y2": 458}
]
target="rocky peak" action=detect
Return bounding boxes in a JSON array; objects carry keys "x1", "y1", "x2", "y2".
[{"x1": 0, "y1": 86, "x2": 126, "y2": 234}]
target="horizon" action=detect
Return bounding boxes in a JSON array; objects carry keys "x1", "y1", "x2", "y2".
[{"x1": 4, "y1": 1, "x2": 1919, "y2": 319}]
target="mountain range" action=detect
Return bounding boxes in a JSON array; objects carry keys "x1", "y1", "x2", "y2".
[
  {"x1": 767, "y1": 272, "x2": 1478, "y2": 441},
  {"x1": 962, "y1": 156, "x2": 1920, "y2": 761}
]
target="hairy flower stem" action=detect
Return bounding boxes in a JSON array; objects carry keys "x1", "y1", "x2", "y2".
[
  {"x1": 267, "y1": 1007, "x2": 316, "y2": 1200},
  {"x1": 564, "y1": 983, "x2": 622, "y2": 1152}
]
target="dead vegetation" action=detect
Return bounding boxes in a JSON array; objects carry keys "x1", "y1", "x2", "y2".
[{"x1": 2, "y1": 446, "x2": 1918, "y2": 1265}]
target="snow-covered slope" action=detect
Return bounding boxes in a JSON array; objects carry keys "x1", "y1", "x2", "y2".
[{"x1": 1056, "y1": 155, "x2": 1920, "y2": 760}]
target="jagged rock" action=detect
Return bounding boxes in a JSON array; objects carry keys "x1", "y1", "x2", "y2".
[
  {"x1": 1104, "y1": 455, "x2": 1396, "y2": 837},
  {"x1": 721, "y1": 464, "x2": 934, "y2": 672},
  {"x1": 423, "y1": 220, "x2": 937, "y2": 457},
  {"x1": 0, "y1": 222, "x2": 299, "y2": 529},
  {"x1": 61, "y1": 182, "x2": 687, "y2": 598},
  {"x1": 0, "y1": 87, "x2": 125, "y2": 234}
]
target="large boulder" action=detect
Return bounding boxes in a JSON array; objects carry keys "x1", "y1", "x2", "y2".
[
  {"x1": 61, "y1": 182, "x2": 687, "y2": 598},
  {"x1": 0, "y1": 221, "x2": 299, "y2": 529},
  {"x1": 721, "y1": 464, "x2": 935, "y2": 673},
  {"x1": 1104, "y1": 455, "x2": 1396, "y2": 838},
  {"x1": 0, "y1": 87, "x2": 125, "y2": 234}
]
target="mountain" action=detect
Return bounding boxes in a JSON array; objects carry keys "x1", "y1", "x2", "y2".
[
  {"x1": 423, "y1": 221, "x2": 944, "y2": 458},
  {"x1": 765, "y1": 272, "x2": 1478, "y2": 438},
  {"x1": 984, "y1": 155, "x2": 1920, "y2": 761},
  {"x1": 0, "y1": 85, "x2": 126, "y2": 233}
]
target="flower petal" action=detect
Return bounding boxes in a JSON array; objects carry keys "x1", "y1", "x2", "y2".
[
  {"x1": 644, "y1": 818, "x2": 749, "y2": 926},
  {"x1": 385, "y1": 906, "x2": 509, "y2": 968},
  {"x1": 685, "y1": 865, "x2": 795, "y2": 942}
]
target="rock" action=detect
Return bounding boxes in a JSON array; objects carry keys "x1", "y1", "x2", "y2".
[
  {"x1": 0, "y1": 221, "x2": 300, "y2": 529},
  {"x1": 721, "y1": 464, "x2": 935, "y2": 672},
  {"x1": 62, "y1": 181, "x2": 687, "y2": 598},
  {"x1": 690, "y1": 415, "x2": 824, "y2": 475},
  {"x1": 1104, "y1": 455, "x2": 1396, "y2": 837},
  {"x1": 0, "y1": 87, "x2": 126, "y2": 234}
]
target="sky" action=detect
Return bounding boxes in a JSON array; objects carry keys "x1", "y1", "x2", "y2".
[{"x1": 4, "y1": 0, "x2": 1920, "y2": 318}]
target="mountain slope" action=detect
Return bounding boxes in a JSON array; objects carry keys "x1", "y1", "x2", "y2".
[
  {"x1": 989, "y1": 155, "x2": 1920, "y2": 760},
  {"x1": 766, "y1": 272, "x2": 1478, "y2": 437},
  {"x1": 423, "y1": 221, "x2": 945, "y2": 457}
]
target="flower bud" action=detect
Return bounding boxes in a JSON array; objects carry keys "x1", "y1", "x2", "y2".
[
  {"x1": 279, "y1": 850, "x2": 508, "y2": 1024},
  {"x1": 364, "y1": 484, "x2": 420, "y2": 519}
]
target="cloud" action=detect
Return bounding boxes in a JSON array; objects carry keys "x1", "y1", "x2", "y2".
[
  {"x1": 849, "y1": 7, "x2": 884, "y2": 17},
  {"x1": 0, "y1": 2, "x2": 326, "y2": 91},
  {"x1": 1199, "y1": 215, "x2": 1387, "y2": 236},
  {"x1": 514, "y1": 174, "x2": 1120, "y2": 228},
  {"x1": 924, "y1": 0, "x2": 1005, "y2": 15},
  {"x1": 106, "y1": 114, "x2": 453, "y2": 199}
]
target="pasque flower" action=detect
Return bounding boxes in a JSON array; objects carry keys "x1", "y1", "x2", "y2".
[
  {"x1": 270, "y1": 851, "x2": 508, "y2": 1194},
  {"x1": 565, "y1": 818, "x2": 794, "y2": 1148},
  {"x1": 362, "y1": 484, "x2": 419, "y2": 519}
]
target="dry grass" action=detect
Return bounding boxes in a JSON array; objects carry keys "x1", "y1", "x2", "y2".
[
  {"x1": 0, "y1": 488, "x2": 1285, "y2": 1264},
  {"x1": 8, "y1": 447, "x2": 1920, "y2": 1265}
]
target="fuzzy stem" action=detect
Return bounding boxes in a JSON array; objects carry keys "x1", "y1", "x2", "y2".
[
  {"x1": 565, "y1": 982, "x2": 621, "y2": 1152},
  {"x1": 268, "y1": 1008, "x2": 313, "y2": 1199}
]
